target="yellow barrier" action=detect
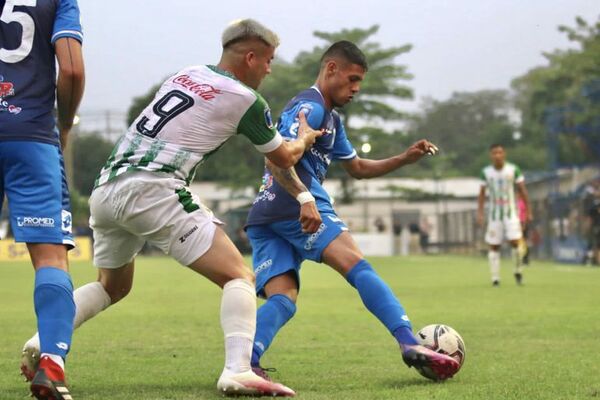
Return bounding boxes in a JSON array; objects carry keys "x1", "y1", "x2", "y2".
[{"x1": 0, "y1": 236, "x2": 92, "y2": 262}]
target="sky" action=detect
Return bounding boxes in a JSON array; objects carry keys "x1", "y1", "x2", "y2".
[{"x1": 77, "y1": 0, "x2": 599, "y2": 130}]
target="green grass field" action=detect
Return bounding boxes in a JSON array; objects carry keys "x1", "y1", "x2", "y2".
[{"x1": 1, "y1": 255, "x2": 599, "y2": 399}]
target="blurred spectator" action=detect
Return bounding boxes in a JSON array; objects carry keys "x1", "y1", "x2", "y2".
[
  {"x1": 584, "y1": 179, "x2": 600, "y2": 265},
  {"x1": 393, "y1": 221, "x2": 402, "y2": 236},
  {"x1": 517, "y1": 194, "x2": 531, "y2": 264},
  {"x1": 419, "y1": 216, "x2": 431, "y2": 253},
  {"x1": 374, "y1": 217, "x2": 386, "y2": 233}
]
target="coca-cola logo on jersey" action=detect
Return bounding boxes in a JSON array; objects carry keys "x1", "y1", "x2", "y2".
[{"x1": 172, "y1": 75, "x2": 222, "y2": 100}]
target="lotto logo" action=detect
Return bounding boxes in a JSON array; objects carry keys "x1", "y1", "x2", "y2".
[
  {"x1": 56, "y1": 342, "x2": 69, "y2": 351},
  {"x1": 16, "y1": 216, "x2": 55, "y2": 228}
]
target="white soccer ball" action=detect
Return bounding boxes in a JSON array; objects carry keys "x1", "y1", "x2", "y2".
[{"x1": 416, "y1": 324, "x2": 466, "y2": 371}]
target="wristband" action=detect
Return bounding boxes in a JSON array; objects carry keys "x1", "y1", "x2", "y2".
[{"x1": 296, "y1": 191, "x2": 315, "y2": 205}]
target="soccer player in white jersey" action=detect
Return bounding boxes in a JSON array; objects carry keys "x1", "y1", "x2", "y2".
[
  {"x1": 21, "y1": 19, "x2": 323, "y2": 397},
  {"x1": 478, "y1": 144, "x2": 533, "y2": 286}
]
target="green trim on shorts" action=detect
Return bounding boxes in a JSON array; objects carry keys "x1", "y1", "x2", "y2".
[{"x1": 175, "y1": 188, "x2": 200, "y2": 213}]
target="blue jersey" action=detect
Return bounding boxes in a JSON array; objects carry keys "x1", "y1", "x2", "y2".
[
  {"x1": 0, "y1": 0, "x2": 82, "y2": 145},
  {"x1": 246, "y1": 86, "x2": 357, "y2": 226}
]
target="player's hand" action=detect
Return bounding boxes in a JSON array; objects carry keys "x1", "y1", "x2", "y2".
[
  {"x1": 297, "y1": 111, "x2": 323, "y2": 149},
  {"x1": 299, "y1": 201, "x2": 322, "y2": 233},
  {"x1": 403, "y1": 139, "x2": 439, "y2": 164}
]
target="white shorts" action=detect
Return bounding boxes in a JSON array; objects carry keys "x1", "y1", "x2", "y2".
[
  {"x1": 485, "y1": 218, "x2": 523, "y2": 246},
  {"x1": 89, "y1": 172, "x2": 222, "y2": 268}
]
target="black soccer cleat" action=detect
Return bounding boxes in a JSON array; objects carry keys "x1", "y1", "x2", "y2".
[
  {"x1": 514, "y1": 273, "x2": 523, "y2": 285},
  {"x1": 492, "y1": 280, "x2": 500, "y2": 287},
  {"x1": 30, "y1": 357, "x2": 72, "y2": 400}
]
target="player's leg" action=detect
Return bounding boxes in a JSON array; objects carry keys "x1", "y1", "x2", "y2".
[
  {"x1": 252, "y1": 272, "x2": 298, "y2": 375},
  {"x1": 245, "y1": 224, "x2": 300, "y2": 372},
  {"x1": 521, "y1": 225, "x2": 530, "y2": 265},
  {"x1": 320, "y1": 230, "x2": 460, "y2": 380},
  {"x1": 488, "y1": 244, "x2": 501, "y2": 286},
  {"x1": 2, "y1": 142, "x2": 76, "y2": 399},
  {"x1": 321, "y1": 231, "x2": 419, "y2": 348},
  {"x1": 22, "y1": 181, "x2": 143, "y2": 383},
  {"x1": 485, "y1": 221, "x2": 502, "y2": 285},
  {"x1": 184, "y1": 226, "x2": 294, "y2": 396},
  {"x1": 507, "y1": 219, "x2": 524, "y2": 285}
]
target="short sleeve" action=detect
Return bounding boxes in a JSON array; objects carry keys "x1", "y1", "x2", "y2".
[
  {"x1": 278, "y1": 101, "x2": 325, "y2": 140},
  {"x1": 480, "y1": 169, "x2": 488, "y2": 187},
  {"x1": 331, "y1": 115, "x2": 356, "y2": 161},
  {"x1": 52, "y1": 0, "x2": 83, "y2": 44},
  {"x1": 514, "y1": 165, "x2": 525, "y2": 184},
  {"x1": 237, "y1": 93, "x2": 282, "y2": 153}
]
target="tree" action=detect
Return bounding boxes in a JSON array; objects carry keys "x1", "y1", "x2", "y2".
[
  {"x1": 512, "y1": 15, "x2": 600, "y2": 167},
  {"x1": 407, "y1": 90, "x2": 534, "y2": 177},
  {"x1": 72, "y1": 133, "x2": 116, "y2": 195}
]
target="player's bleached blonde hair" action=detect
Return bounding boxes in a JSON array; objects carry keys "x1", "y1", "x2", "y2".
[{"x1": 222, "y1": 19, "x2": 280, "y2": 49}]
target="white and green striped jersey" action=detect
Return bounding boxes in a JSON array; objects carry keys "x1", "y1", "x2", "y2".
[
  {"x1": 95, "y1": 65, "x2": 282, "y2": 188},
  {"x1": 480, "y1": 162, "x2": 525, "y2": 221}
]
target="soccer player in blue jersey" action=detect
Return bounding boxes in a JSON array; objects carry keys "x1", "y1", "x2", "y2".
[
  {"x1": 0, "y1": 0, "x2": 84, "y2": 398},
  {"x1": 245, "y1": 41, "x2": 460, "y2": 386}
]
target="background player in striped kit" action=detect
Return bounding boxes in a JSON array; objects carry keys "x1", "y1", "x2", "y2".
[{"x1": 478, "y1": 144, "x2": 533, "y2": 286}]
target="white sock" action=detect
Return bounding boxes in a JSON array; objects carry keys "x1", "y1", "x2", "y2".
[
  {"x1": 26, "y1": 282, "x2": 111, "y2": 352},
  {"x1": 220, "y1": 279, "x2": 256, "y2": 375},
  {"x1": 73, "y1": 282, "x2": 112, "y2": 329},
  {"x1": 512, "y1": 247, "x2": 523, "y2": 274},
  {"x1": 40, "y1": 353, "x2": 65, "y2": 371},
  {"x1": 488, "y1": 250, "x2": 501, "y2": 282}
]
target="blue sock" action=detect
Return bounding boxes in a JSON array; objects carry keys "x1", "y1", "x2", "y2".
[
  {"x1": 251, "y1": 294, "x2": 296, "y2": 366},
  {"x1": 34, "y1": 267, "x2": 75, "y2": 360},
  {"x1": 346, "y1": 260, "x2": 418, "y2": 346}
]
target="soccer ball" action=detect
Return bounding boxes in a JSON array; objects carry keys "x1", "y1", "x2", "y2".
[{"x1": 416, "y1": 324, "x2": 466, "y2": 376}]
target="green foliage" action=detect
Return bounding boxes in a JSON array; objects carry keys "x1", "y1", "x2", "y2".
[
  {"x1": 512, "y1": 14, "x2": 600, "y2": 166},
  {"x1": 408, "y1": 90, "x2": 522, "y2": 177},
  {"x1": 69, "y1": 188, "x2": 89, "y2": 228},
  {"x1": 72, "y1": 133, "x2": 116, "y2": 195}
]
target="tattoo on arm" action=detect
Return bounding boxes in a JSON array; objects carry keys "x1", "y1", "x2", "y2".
[{"x1": 266, "y1": 159, "x2": 308, "y2": 197}]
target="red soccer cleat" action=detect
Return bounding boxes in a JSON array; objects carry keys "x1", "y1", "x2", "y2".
[
  {"x1": 402, "y1": 344, "x2": 461, "y2": 381},
  {"x1": 30, "y1": 356, "x2": 73, "y2": 400}
]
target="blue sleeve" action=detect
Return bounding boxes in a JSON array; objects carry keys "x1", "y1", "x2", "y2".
[
  {"x1": 332, "y1": 117, "x2": 357, "y2": 161},
  {"x1": 278, "y1": 101, "x2": 325, "y2": 140},
  {"x1": 52, "y1": 0, "x2": 83, "y2": 44}
]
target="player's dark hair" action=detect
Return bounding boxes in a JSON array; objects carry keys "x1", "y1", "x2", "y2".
[
  {"x1": 489, "y1": 143, "x2": 504, "y2": 150},
  {"x1": 320, "y1": 41, "x2": 368, "y2": 71}
]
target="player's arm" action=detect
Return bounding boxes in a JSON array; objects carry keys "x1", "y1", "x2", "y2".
[
  {"x1": 477, "y1": 186, "x2": 486, "y2": 227},
  {"x1": 516, "y1": 181, "x2": 533, "y2": 224},
  {"x1": 55, "y1": 37, "x2": 85, "y2": 151},
  {"x1": 265, "y1": 112, "x2": 322, "y2": 169},
  {"x1": 342, "y1": 139, "x2": 438, "y2": 179},
  {"x1": 265, "y1": 158, "x2": 322, "y2": 233}
]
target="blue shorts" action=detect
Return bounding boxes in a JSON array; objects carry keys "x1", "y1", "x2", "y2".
[
  {"x1": 246, "y1": 212, "x2": 348, "y2": 298},
  {"x1": 0, "y1": 141, "x2": 74, "y2": 247}
]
